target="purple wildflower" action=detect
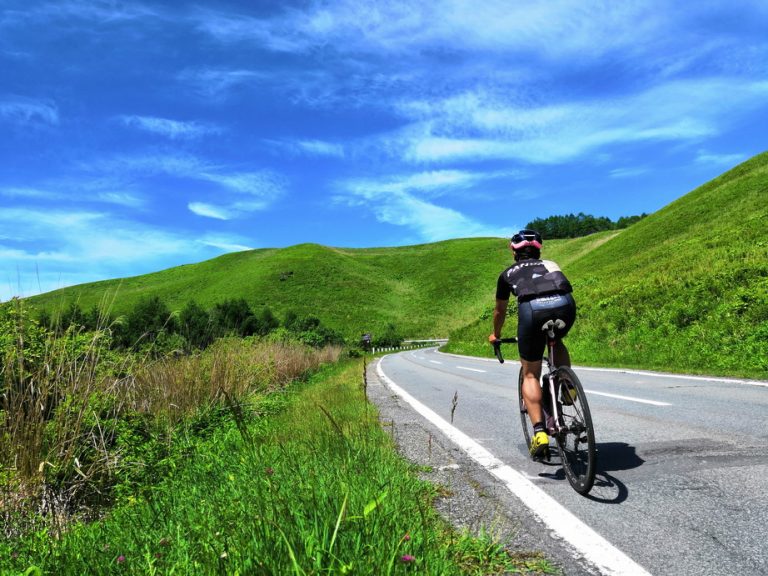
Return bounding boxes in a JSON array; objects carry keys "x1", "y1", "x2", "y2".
[
  {"x1": 116, "y1": 555, "x2": 126, "y2": 564},
  {"x1": 400, "y1": 554, "x2": 416, "y2": 563}
]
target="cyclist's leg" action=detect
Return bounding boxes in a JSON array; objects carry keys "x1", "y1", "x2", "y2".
[
  {"x1": 517, "y1": 300, "x2": 546, "y2": 427},
  {"x1": 520, "y1": 358, "x2": 543, "y2": 425}
]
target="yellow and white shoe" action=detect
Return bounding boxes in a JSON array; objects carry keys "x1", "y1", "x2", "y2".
[{"x1": 529, "y1": 431, "x2": 550, "y2": 460}]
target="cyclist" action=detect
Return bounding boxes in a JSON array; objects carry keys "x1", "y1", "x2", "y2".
[{"x1": 489, "y1": 230, "x2": 576, "y2": 459}]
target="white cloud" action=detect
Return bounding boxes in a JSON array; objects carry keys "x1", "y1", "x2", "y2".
[
  {"x1": 609, "y1": 167, "x2": 650, "y2": 179},
  {"x1": 198, "y1": 234, "x2": 253, "y2": 252},
  {"x1": 382, "y1": 79, "x2": 768, "y2": 165},
  {"x1": 296, "y1": 140, "x2": 345, "y2": 158},
  {"x1": 188, "y1": 202, "x2": 231, "y2": 220},
  {"x1": 335, "y1": 169, "x2": 514, "y2": 241},
  {"x1": 120, "y1": 115, "x2": 221, "y2": 140},
  {"x1": 0, "y1": 186, "x2": 63, "y2": 200},
  {"x1": 694, "y1": 150, "x2": 746, "y2": 167},
  {"x1": 341, "y1": 169, "x2": 517, "y2": 199},
  {"x1": 0, "y1": 206, "x2": 229, "y2": 299},
  {"x1": 19, "y1": 1, "x2": 159, "y2": 24},
  {"x1": 177, "y1": 68, "x2": 265, "y2": 98},
  {"x1": 0, "y1": 97, "x2": 59, "y2": 125}
]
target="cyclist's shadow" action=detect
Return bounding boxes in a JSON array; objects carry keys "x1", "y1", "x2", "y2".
[{"x1": 539, "y1": 442, "x2": 643, "y2": 504}]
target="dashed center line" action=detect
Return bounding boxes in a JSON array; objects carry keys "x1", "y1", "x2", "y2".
[
  {"x1": 430, "y1": 360, "x2": 443, "y2": 365},
  {"x1": 585, "y1": 390, "x2": 671, "y2": 406},
  {"x1": 456, "y1": 366, "x2": 486, "y2": 373}
]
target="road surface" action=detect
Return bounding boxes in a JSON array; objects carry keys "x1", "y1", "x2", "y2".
[{"x1": 371, "y1": 347, "x2": 767, "y2": 576}]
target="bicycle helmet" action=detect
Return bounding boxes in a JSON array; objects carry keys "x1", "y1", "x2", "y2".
[{"x1": 510, "y1": 229, "x2": 542, "y2": 251}]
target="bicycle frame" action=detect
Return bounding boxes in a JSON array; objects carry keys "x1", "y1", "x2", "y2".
[{"x1": 540, "y1": 323, "x2": 565, "y2": 436}]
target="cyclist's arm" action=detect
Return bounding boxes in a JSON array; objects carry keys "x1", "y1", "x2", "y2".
[{"x1": 490, "y1": 298, "x2": 509, "y2": 341}]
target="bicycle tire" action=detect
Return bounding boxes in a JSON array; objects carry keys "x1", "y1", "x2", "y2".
[
  {"x1": 517, "y1": 367, "x2": 535, "y2": 452},
  {"x1": 553, "y1": 366, "x2": 596, "y2": 494}
]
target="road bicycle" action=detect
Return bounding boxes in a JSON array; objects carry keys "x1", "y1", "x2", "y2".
[{"x1": 492, "y1": 319, "x2": 596, "y2": 494}]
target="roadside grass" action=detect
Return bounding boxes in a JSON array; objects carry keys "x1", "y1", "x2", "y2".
[{"x1": 1, "y1": 360, "x2": 557, "y2": 575}]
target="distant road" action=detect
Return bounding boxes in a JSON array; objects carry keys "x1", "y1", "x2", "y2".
[{"x1": 376, "y1": 348, "x2": 768, "y2": 576}]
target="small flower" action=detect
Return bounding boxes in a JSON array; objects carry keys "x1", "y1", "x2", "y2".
[
  {"x1": 400, "y1": 554, "x2": 416, "y2": 563},
  {"x1": 265, "y1": 467, "x2": 274, "y2": 476},
  {"x1": 116, "y1": 555, "x2": 126, "y2": 564},
  {"x1": 403, "y1": 533, "x2": 411, "y2": 542}
]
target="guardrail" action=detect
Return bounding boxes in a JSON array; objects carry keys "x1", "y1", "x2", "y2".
[{"x1": 371, "y1": 339, "x2": 447, "y2": 354}]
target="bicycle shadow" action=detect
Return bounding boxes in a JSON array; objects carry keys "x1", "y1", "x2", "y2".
[{"x1": 536, "y1": 442, "x2": 644, "y2": 504}]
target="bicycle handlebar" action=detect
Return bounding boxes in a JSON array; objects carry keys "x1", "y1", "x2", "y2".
[{"x1": 491, "y1": 337, "x2": 517, "y2": 363}]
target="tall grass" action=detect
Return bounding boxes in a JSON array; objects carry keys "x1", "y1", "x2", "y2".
[{"x1": 0, "y1": 299, "x2": 341, "y2": 541}]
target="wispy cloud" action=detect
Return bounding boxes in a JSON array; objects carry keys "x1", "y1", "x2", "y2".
[
  {"x1": 0, "y1": 186, "x2": 63, "y2": 200},
  {"x1": 694, "y1": 150, "x2": 746, "y2": 167},
  {"x1": 609, "y1": 167, "x2": 650, "y2": 179},
  {"x1": 16, "y1": 1, "x2": 159, "y2": 24},
  {"x1": 0, "y1": 206, "x2": 228, "y2": 299},
  {"x1": 119, "y1": 115, "x2": 221, "y2": 140},
  {"x1": 335, "y1": 169, "x2": 514, "y2": 241},
  {"x1": 177, "y1": 68, "x2": 265, "y2": 99},
  {"x1": 188, "y1": 202, "x2": 230, "y2": 220},
  {"x1": 381, "y1": 79, "x2": 768, "y2": 165},
  {"x1": 0, "y1": 97, "x2": 59, "y2": 125},
  {"x1": 84, "y1": 152, "x2": 287, "y2": 219},
  {"x1": 198, "y1": 233, "x2": 253, "y2": 252}
]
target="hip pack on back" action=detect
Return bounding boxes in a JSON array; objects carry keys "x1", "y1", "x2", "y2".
[{"x1": 516, "y1": 271, "x2": 573, "y2": 302}]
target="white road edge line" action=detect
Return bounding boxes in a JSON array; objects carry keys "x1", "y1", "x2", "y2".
[
  {"x1": 584, "y1": 390, "x2": 672, "y2": 407},
  {"x1": 377, "y1": 359, "x2": 652, "y2": 576},
  {"x1": 456, "y1": 366, "x2": 486, "y2": 373}
]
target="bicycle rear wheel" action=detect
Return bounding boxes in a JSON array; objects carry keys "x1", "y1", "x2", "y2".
[{"x1": 554, "y1": 366, "x2": 596, "y2": 494}]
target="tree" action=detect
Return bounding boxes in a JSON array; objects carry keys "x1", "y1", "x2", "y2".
[
  {"x1": 526, "y1": 212, "x2": 647, "y2": 239},
  {"x1": 119, "y1": 296, "x2": 176, "y2": 349},
  {"x1": 210, "y1": 298, "x2": 255, "y2": 337},
  {"x1": 179, "y1": 300, "x2": 212, "y2": 349}
]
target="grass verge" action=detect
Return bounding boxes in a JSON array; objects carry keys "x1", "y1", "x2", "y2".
[{"x1": 2, "y1": 360, "x2": 557, "y2": 575}]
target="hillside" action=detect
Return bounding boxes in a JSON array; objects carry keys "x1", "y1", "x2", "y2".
[
  {"x1": 26, "y1": 152, "x2": 768, "y2": 377},
  {"x1": 26, "y1": 238, "x2": 511, "y2": 339},
  {"x1": 447, "y1": 152, "x2": 768, "y2": 378}
]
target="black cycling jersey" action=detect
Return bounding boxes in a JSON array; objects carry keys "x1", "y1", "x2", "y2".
[
  {"x1": 496, "y1": 258, "x2": 573, "y2": 302},
  {"x1": 496, "y1": 258, "x2": 576, "y2": 361}
]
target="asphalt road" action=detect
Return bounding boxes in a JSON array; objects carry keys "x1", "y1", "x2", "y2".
[{"x1": 374, "y1": 347, "x2": 768, "y2": 576}]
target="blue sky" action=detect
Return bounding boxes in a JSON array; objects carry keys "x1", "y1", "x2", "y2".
[{"x1": 2, "y1": 1, "x2": 767, "y2": 300}]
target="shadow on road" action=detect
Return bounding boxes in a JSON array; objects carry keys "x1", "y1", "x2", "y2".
[{"x1": 585, "y1": 442, "x2": 645, "y2": 504}]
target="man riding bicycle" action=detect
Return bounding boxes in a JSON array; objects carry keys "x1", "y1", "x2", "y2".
[{"x1": 488, "y1": 230, "x2": 576, "y2": 459}]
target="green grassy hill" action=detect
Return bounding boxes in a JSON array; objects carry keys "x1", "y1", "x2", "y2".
[
  {"x1": 26, "y1": 152, "x2": 768, "y2": 377},
  {"x1": 447, "y1": 152, "x2": 768, "y2": 378},
  {"x1": 27, "y1": 238, "x2": 515, "y2": 340}
]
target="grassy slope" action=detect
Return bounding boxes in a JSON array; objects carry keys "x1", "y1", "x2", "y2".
[
  {"x1": 447, "y1": 152, "x2": 768, "y2": 378},
  {"x1": 29, "y1": 238, "x2": 516, "y2": 339},
  {"x1": 26, "y1": 152, "x2": 768, "y2": 376}
]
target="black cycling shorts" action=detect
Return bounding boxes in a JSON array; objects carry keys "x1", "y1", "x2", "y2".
[{"x1": 517, "y1": 293, "x2": 576, "y2": 362}]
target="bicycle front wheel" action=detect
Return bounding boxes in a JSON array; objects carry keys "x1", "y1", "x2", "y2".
[{"x1": 554, "y1": 366, "x2": 596, "y2": 494}]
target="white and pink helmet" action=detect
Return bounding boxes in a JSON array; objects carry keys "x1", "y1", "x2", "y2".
[{"x1": 510, "y1": 229, "x2": 543, "y2": 251}]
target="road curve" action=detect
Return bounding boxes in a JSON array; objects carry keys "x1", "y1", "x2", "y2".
[{"x1": 372, "y1": 347, "x2": 768, "y2": 576}]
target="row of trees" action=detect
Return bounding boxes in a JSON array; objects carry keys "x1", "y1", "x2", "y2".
[
  {"x1": 39, "y1": 297, "x2": 348, "y2": 352},
  {"x1": 526, "y1": 212, "x2": 647, "y2": 239}
]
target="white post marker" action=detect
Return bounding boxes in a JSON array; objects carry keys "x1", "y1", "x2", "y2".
[{"x1": 377, "y1": 360, "x2": 652, "y2": 576}]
